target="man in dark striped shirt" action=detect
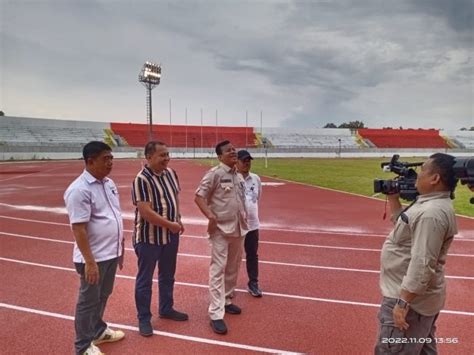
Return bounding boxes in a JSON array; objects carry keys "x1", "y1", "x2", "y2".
[{"x1": 132, "y1": 141, "x2": 188, "y2": 337}]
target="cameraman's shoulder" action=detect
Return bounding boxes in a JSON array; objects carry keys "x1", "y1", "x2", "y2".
[{"x1": 419, "y1": 204, "x2": 455, "y2": 227}]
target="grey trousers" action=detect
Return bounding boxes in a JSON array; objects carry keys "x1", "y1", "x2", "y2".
[
  {"x1": 375, "y1": 297, "x2": 439, "y2": 355},
  {"x1": 208, "y1": 233, "x2": 245, "y2": 320},
  {"x1": 74, "y1": 258, "x2": 118, "y2": 355}
]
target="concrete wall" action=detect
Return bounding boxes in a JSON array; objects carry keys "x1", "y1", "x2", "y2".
[{"x1": 1, "y1": 148, "x2": 472, "y2": 161}]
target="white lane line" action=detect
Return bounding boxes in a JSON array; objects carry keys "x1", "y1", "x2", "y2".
[
  {"x1": 2, "y1": 232, "x2": 474, "y2": 279},
  {"x1": 0, "y1": 209, "x2": 390, "y2": 237},
  {"x1": 1, "y1": 213, "x2": 474, "y2": 243},
  {"x1": 0, "y1": 215, "x2": 70, "y2": 226},
  {"x1": 0, "y1": 229, "x2": 474, "y2": 258},
  {"x1": 0, "y1": 303, "x2": 298, "y2": 354},
  {"x1": 1, "y1": 257, "x2": 473, "y2": 317},
  {"x1": 0, "y1": 166, "x2": 67, "y2": 183}
]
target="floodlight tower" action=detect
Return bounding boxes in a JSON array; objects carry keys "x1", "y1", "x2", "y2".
[{"x1": 139, "y1": 61, "x2": 161, "y2": 141}]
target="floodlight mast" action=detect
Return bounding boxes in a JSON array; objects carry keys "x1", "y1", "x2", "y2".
[{"x1": 138, "y1": 61, "x2": 161, "y2": 141}]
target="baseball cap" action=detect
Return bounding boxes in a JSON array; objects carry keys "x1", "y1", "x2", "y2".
[{"x1": 237, "y1": 150, "x2": 253, "y2": 160}]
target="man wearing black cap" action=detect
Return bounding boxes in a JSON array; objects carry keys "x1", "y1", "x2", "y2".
[{"x1": 237, "y1": 150, "x2": 263, "y2": 297}]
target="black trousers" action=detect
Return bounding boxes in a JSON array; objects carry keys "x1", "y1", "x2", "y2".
[{"x1": 244, "y1": 229, "x2": 259, "y2": 285}]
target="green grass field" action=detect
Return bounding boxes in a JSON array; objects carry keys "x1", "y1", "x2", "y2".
[{"x1": 197, "y1": 158, "x2": 473, "y2": 217}]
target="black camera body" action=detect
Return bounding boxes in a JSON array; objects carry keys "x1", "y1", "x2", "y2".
[
  {"x1": 453, "y1": 157, "x2": 474, "y2": 188},
  {"x1": 374, "y1": 154, "x2": 474, "y2": 203},
  {"x1": 374, "y1": 154, "x2": 422, "y2": 201},
  {"x1": 453, "y1": 157, "x2": 474, "y2": 204}
]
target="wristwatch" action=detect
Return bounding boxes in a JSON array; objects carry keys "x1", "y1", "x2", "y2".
[{"x1": 395, "y1": 298, "x2": 410, "y2": 309}]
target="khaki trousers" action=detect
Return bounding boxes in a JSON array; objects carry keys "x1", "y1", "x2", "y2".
[{"x1": 208, "y1": 232, "x2": 245, "y2": 320}]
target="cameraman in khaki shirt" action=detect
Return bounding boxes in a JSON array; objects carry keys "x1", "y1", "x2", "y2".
[
  {"x1": 195, "y1": 140, "x2": 248, "y2": 335},
  {"x1": 375, "y1": 153, "x2": 458, "y2": 355}
]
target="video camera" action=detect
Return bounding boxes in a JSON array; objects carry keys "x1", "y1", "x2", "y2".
[
  {"x1": 373, "y1": 155, "x2": 422, "y2": 201},
  {"x1": 374, "y1": 154, "x2": 474, "y2": 203},
  {"x1": 453, "y1": 157, "x2": 474, "y2": 204}
]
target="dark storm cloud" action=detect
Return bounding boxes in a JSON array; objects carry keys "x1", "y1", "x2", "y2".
[
  {"x1": 409, "y1": 0, "x2": 473, "y2": 33},
  {"x1": 1, "y1": 0, "x2": 472, "y2": 128}
]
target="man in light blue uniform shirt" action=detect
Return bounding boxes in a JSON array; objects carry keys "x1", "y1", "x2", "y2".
[{"x1": 64, "y1": 141, "x2": 125, "y2": 355}]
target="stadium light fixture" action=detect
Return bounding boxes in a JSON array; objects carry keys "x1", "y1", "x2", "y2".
[{"x1": 139, "y1": 61, "x2": 162, "y2": 141}]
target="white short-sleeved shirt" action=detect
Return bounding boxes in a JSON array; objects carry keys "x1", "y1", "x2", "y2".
[
  {"x1": 241, "y1": 172, "x2": 262, "y2": 231},
  {"x1": 64, "y1": 170, "x2": 124, "y2": 263}
]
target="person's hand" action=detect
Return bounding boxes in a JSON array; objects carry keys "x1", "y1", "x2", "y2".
[
  {"x1": 178, "y1": 220, "x2": 185, "y2": 235},
  {"x1": 118, "y1": 243, "x2": 125, "y2": 270},
  {"x1": 207, "y1": 213, "x2": 217, "y2": 233},
  {"x1": 168, "y1": 221, "x2": 182, "y2": 234},
  {"x1": 387, "y1": 193, "x2": 400, "y2": 201},
  {"x1": 85, "y1": 260, "x2": 99, "y2": 285},
  {"x1": 393, "y1": 304, "x2": 409, "y2": 331}
]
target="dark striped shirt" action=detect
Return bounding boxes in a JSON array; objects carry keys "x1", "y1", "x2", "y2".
[{"x1": 132, "y1": 166, "x2": 180, "y2": 245}]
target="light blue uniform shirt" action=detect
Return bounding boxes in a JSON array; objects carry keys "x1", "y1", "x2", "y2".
[{"x1": 64, "y1": 170, "x2": 124, "y2": 263}]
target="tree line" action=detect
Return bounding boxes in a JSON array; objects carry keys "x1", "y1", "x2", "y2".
[{"x1": 323, "y1": 120, "x2": 473, "y2": 131}]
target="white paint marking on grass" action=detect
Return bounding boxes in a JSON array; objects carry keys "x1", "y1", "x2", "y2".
[
  {"x1": 1, "y1": 257, "x2": 473, "y2": 316},
  {"x1": 0, "y1": 302, "x2": 299, "y2": 354}
]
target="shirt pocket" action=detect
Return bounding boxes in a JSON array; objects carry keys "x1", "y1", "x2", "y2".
[
  {"x1": 220, "y1": 182, "x2": 233, "y2": 191},
  {"x1": 390, "y1": 218, "x2": 411, "y2": 245}
]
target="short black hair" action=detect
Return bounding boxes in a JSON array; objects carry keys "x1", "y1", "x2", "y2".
[
  {"x1": 429, "y1": 153, "x2": 459, "y2": 198},
  {"x1": 215, "y1": 140, "x2": 231, "y2": 156},
  {"x1": 144, "y1": 140, "x2": 166, "y2": 157},
  {"x1": 83, "y1": 141, "x2": 111, "y2": 161}
]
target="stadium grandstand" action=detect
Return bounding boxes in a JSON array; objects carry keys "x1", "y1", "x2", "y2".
[
  {"x1": 441, "y1": 130, "x2": 474, "y2": 150},
  {"x1": 111, "y1": 122, "x2": 256, "y2": 149},
  {"x1": 262, "y1": 127, "x2": 359, "y2": 149},
  {"x1": 357, "y1": 128, "x2": 449, "y2": 149},
  {"x1": 0, "y1": 116, "x2": 473, "y2": 160},
  {"x1": 0, "y1": 116, "x2": 107, "y2": 147}
]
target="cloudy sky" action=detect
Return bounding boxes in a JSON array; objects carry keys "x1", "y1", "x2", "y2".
[{"x1": 1, "y1": 0, "x2": 473, "y2": 129}]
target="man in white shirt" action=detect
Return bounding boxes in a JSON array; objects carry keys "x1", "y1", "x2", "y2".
[
  {"x1": 237, "y1": 150, "x2": 263, "y2": 297},
  {"x1": 64, "y1": 141, "x2": 125, "y2": 355}
]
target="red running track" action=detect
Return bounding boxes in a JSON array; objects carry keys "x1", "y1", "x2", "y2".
[{"x1": 0, "y1": 159, "x2": 473, "y2": 354}]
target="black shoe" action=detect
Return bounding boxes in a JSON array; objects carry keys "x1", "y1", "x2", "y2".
[
  {"x1": 159, "y1": 309, "x2": 189, "y2": 321},
  {"x1": 224, "y1": 304, "x2": 241, "y2": 315},
  {"x1": 210, "y1": 319, "x2": 227, "y2": 334},
  {"x1": 139, "y1": 321, "x2": 153, "y2": 337},
  {"x1": 248, "y1": 283, "x2": 263, "y2": 297}
]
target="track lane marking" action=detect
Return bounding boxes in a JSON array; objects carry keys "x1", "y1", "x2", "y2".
[
  {"x1": 0, "y1": 166, "x2": 67, "y2": 183},
  {"x1": 1, "y1": 207, "x2": 473, "y2": 240},
  {"x1": 0, "y1": 302, "x2": 299, "y2": 354},
  {"x1": 1, "y1": 257, "x2": 473, "y2": 316},
  {"x1": 1, "y1": 214, "x2": 474, "y2": 244},
  {"x1": 2, "y1": 232, "x2": 474, "y2": 278},
  {"x1": 2, "y1": 230, "x2": 474, "y2": 260}
]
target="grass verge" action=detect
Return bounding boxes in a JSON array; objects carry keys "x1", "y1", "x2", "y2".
[{"x1": 196, "y1": 157, "x2": 473, "y2": 217}]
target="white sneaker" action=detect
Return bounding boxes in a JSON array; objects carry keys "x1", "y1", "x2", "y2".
[
  {"x1": 93, "y1": 327, "x2": 125, "y2": 345},
  {"x1": 83, "y1": 343, "x2": 104, "y2": 355}
]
